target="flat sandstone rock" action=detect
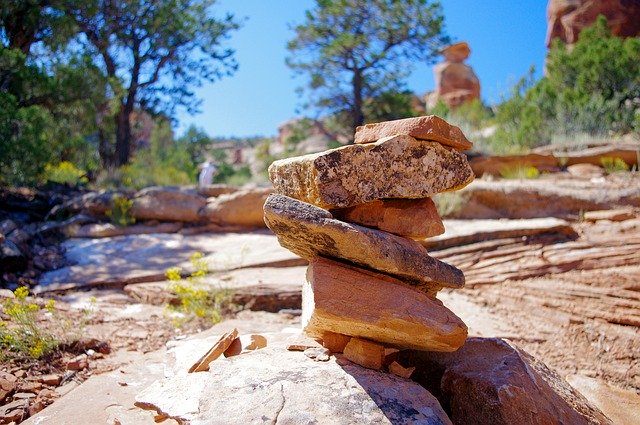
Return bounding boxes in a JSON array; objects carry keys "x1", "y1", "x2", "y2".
[
  {"x1": 264, "y1": 194, "x2": 465, "y2": 290},
  {"x1": 269, "y1": 134, "x2": 474, "y2": 209},
  {"x1": 354, "y1": 115, "x2": 473, "y2": 151},
  {"x1": 303, "y1": 258, "x2": 467, "y2": 352},
  {"x1": 331, "y1": 198, "x2": 445, "y2": 239}
]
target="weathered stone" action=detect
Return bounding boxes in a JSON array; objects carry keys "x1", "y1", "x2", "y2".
[
  {"x1": 469, "y1": 153, "x2": 560, "y2": 177},
  {"x1": 200, "y1": 187, "x2": 271, "y2": 227},
  {"x1": 0, "y1": 372, "x2": 17, "y2": 402},
  {"x1": 135, "y1": 332, "x2": 453, "y2": 425},
  {"x1": 285, "y1": 333, "x2": 323, "y2": 352},
  {"x1": 331, "y1": 198, "x2": 445, "y2": 239},
  {"x1": 401, "y1": 337, "x2": 612, "y2": 425},
  {"x1": 566, "y1": 374, "x2": 640, "y2": 425},
  {"x1": 0, "y1": 399, "x2": 28, "y2": 424},
  {"x1": 422, "y1": 218, "x2": 577, "y2": 251},
  {"x1": 546, "y1": 0, "x2": 640, "y2": 47},
  {"x1": 304, "y1": 347, "x2": 331, "y2": 362},
  {"x1": 583, "y1": 208, "x2": 636, "y2": 222},
  {"x1": 343, "y1": 338, "x2": 385, "y2": 370},
  {"x1": 67, "y1": 222, "x2": 182, "y2": 238},
  {"x1": 269, "y1": 134, "x2": 474, "y2": 209},
  {"x1": 0, "y1": 239, "x2": 26, "y2": 272},
  {"x1": 197, "y1": 184, "x2": 239, "y2": 198},
  {"x1": 223, "y1": 334, "x2": 268, "y2": 358},
  {"x1": 38, "y1": 374, "x2": 62, "y2": 386},
  {"x1": 319, "y1": 331, "x2": 351, "y2": 354},
  {"x1": 189, "y1": 328, "x2": 239, "y2": 373},
  {"x1": 354, "y1": 116, "x2": 473, "y2": 151},
  {"x1": 302, "y1": 258, "x2": 468, "y2": 351},
  {"x1": 426, "y1": 43, "x2": 481, "y2": 110},
  {"x1": 567, "y1": 163, "x2": 604, "y2": 178},
  {"x1": 130, "y1": 186, "x2": 206, "y2": 223},
  {"x1": 389, "y1": 362, "x2": 416, "y2": 379},
  {"x1": 264, "y1": 194, "x2": 465, "y2": 290}
]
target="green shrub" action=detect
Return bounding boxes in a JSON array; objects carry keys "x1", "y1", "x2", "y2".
[
  {"x1": 433, "y1": 192, "x2": 468, "y2": 218},
  {"x1": 600, "y1": 157, "x2": 630, "y2": 173},
  {"x1": 106, "y1": 195, "x2": 136, "y2": 226},
  {"x1": 164, "y1": 252, "x2": 236, "y2": 328},
  {"x1": 0, "y1": 287, "x2": 93, "y2": 360},
  {"x1": 43, "y1": 161, "x2": 87, "y2": 185},
  {"x1": 499, "y1": 165, "x2": 541, "y2": 179}
]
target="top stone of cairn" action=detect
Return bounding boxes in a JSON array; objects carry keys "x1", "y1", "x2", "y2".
[{"x1": 354, "y1": 115, "x2": 473, "y2": 151}]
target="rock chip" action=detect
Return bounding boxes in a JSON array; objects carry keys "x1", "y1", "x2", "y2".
[
  {"x1": 319, "y1": 331, "x2": 351, "y2": 354},
  {"x1": 189, "y1": 328, "x2": 239, "y2": 373},
  {"x1": 200, "y1": 187, "x2": 271, "y2": 227},
  {"x1": 130, "y1": 186, "x2": 206, "y2": 223},
  {"x1": 269, "y1": 134, "x2": 474, "y2": 209},
  {"x1": 401, "y1": 337, "x2": 612, "y2": 425},
  {"x1": 303, "y1": 258, "x2": 467, "y2": 351},
  {"x1": 264, "y1": 194, "x2": 465, "y2": 290},
  {"x1": 331, "y1": 198, "x2": 445, "y2": 239},
  {"x1": 343, "y1": 338, "x2": 385, "y2": 370},
  {"x1": 354, "y1": 116, "x2": 473, "y2": 151}
]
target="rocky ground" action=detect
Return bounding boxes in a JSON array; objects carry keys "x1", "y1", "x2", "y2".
[{"x1": 1, "y1": 170, "x2": 639, "y2": 424}]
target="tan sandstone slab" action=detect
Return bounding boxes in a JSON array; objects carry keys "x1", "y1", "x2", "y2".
[
  {"x1": 343, "y1": 338, "x2": 385, "y2": 370},
  {"x1": 264, "y1": 194, "x2": 465, "y2": 290},
  {"x1": 188, "y1": 328, "x2": 239, "y2": 372},
  {"x1": 302, "y1": 258, "x2": 468, "y2": 352},
  {"x1": 269, "y1": 134, "x2": 474, "y2": 209},
  {"x1": 354, "y1": 115, "x2": 473, "y2": 150},
  {"x1": 331, "y1": 198, "x2": 444, "y2": 239}
]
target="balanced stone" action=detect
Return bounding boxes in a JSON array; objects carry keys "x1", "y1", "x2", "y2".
[
  {"x1": 331, "y1": 198, "x2": 445, "y2": 239},
  {"x1": 268, "y1": 134, "x2": 474, "y2": 209},
  {"x1": 264, "y1": 194, "x2": 465, "y2": 291},
  {"x1": 354, "y1": 116, "x2": 473, "y2": 150},
  {"x1": 302, "y1": 258, "x2": 468, "y2": 352}
]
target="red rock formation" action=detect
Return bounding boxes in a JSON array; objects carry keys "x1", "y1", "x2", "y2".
[
  {"x1": 426, "y1": 42, "x2": 480, "y2": 110},
  {"x1": 546, "y1": 0, "x2": 640, "y2": 47}
]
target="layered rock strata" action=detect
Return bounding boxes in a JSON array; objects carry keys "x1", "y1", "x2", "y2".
[{"x1": 265, "y1": 115, "x2": 474, "y2": 371}]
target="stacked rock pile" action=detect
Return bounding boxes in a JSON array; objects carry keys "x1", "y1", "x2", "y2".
[{"x1": 264, "y1": 115, "x2": 475, "y2": 373}]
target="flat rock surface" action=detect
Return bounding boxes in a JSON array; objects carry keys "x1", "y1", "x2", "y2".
[
  {"x1": 453, "y1": 174, "x2": 640, "y2": 219},
  {"x1": 264, "y1": 194, "x2": 464, "y2": 290},
  {"x1": 36, "y1": 231, "x2": 303, "y2": 292},
  {"x1": 135, "y1": 328, "x2": 452, "y2": 425},
  {"x1": 269, "y1": 134, "x2": 474, "y2": 209},
  {"x1": 424, "y1": 218, "x2": 576, "y2": 250}
]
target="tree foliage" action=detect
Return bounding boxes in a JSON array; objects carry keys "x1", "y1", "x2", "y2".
[
  {"x1": 65, "y1": 0, "x2": 241, "y2": 167},
  {"x1": 287, "y1": 0, "x2": 448, "y2": 137},
  {"x1": 491, "y1": 16, "x2": 640, "y2": 152}
]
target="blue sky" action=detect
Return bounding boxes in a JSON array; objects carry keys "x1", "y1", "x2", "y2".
[{"x1": 175, "y1": 0, "x2": 547, "y2": 138}]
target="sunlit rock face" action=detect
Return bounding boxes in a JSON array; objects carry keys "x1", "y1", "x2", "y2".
[
  {"x1": 546, "y1": 0, "x2": 640, "y2": 47},
  {"x1": 425, "y1": 42, "x2": 480, "y2": 110}
]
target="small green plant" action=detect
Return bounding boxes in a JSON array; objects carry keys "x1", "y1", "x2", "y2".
[
  {"x1": 433, "y1": 192, "x2": 468, "y2": 218},
  {"x1": 106, "y1": 195, "x2": 136, "y2": 226},
  {"x1": 43, "y1": 161, "x2": 88, "y2": 186},
  {"x1": 600, "y1": 157, "x2": 630, "y2": 173},
  {"x1": 164, "y1": 252, "x2": 235, "y2": 328},
  {"x1": 499, "y1": 165, "x2": 540, "y2": 179},
  {"x1": 0, "y1": 287, "x2": 93, "y2": 360}
]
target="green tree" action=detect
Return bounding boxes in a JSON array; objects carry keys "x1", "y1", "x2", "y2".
[
  {"x1": 287, "y1": 0, "x2": 448, "y2": 138},
  {"x1": 491, "y1": 16, "x2": 640, "y2": 152},
  {"x1": 65, "y1": 0, "x2": 241, "y2": 167}
]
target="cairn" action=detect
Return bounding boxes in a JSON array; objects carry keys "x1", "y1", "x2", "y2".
[{"x1": 264, "y1": 115, "x2": 474, "y2": 373}]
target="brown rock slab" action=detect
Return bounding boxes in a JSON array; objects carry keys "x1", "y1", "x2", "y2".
[
  {"x1": 401, "y1": 337, "x2": 612, "y2": 425},
  {"x1": 0, "y1": 372, "x2": 17, "y2": 402},
  {"x1": 188, "y1": 328, "x2": 239, "y2": 373},
  {"x1": 269, "y1": 134, "x2": 474, "y2": 209},
  {"x1": 583, "y1": 208, "x2": 636, "y2": 222},
  {"x1": 331, "y1": 198, "x2": 445, "y2": 239},
  {"x1": 130, "y1": 186, "x2": 206, "y2": 223},
  {"x1": 201, "y1": 187, "x2": 271, "y2": 227},
  {"x1": 264, "y1": 194, "x2": 465, "y2": 290},
  {"x1": 354, "y1": 116, "x2": 473, "y2": 150},
  {"x1": 319, "y1": 331, "x2": 351, "y2": 353},
  {"x1": 469, "y1": 153, "x2": 560, "y2": 177},
  {"x1": 302, "y1": 258, "x2": 468, "y2": 351},
  {"x1": 343, "y1": 338, "x2": 385, "y2": 370},
  {"x1": 389, "y1": 361, "x2": 416, "y2": 379},
  {"x1": 223, "y1": 334, "x2": 268, "y2": 358}
]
